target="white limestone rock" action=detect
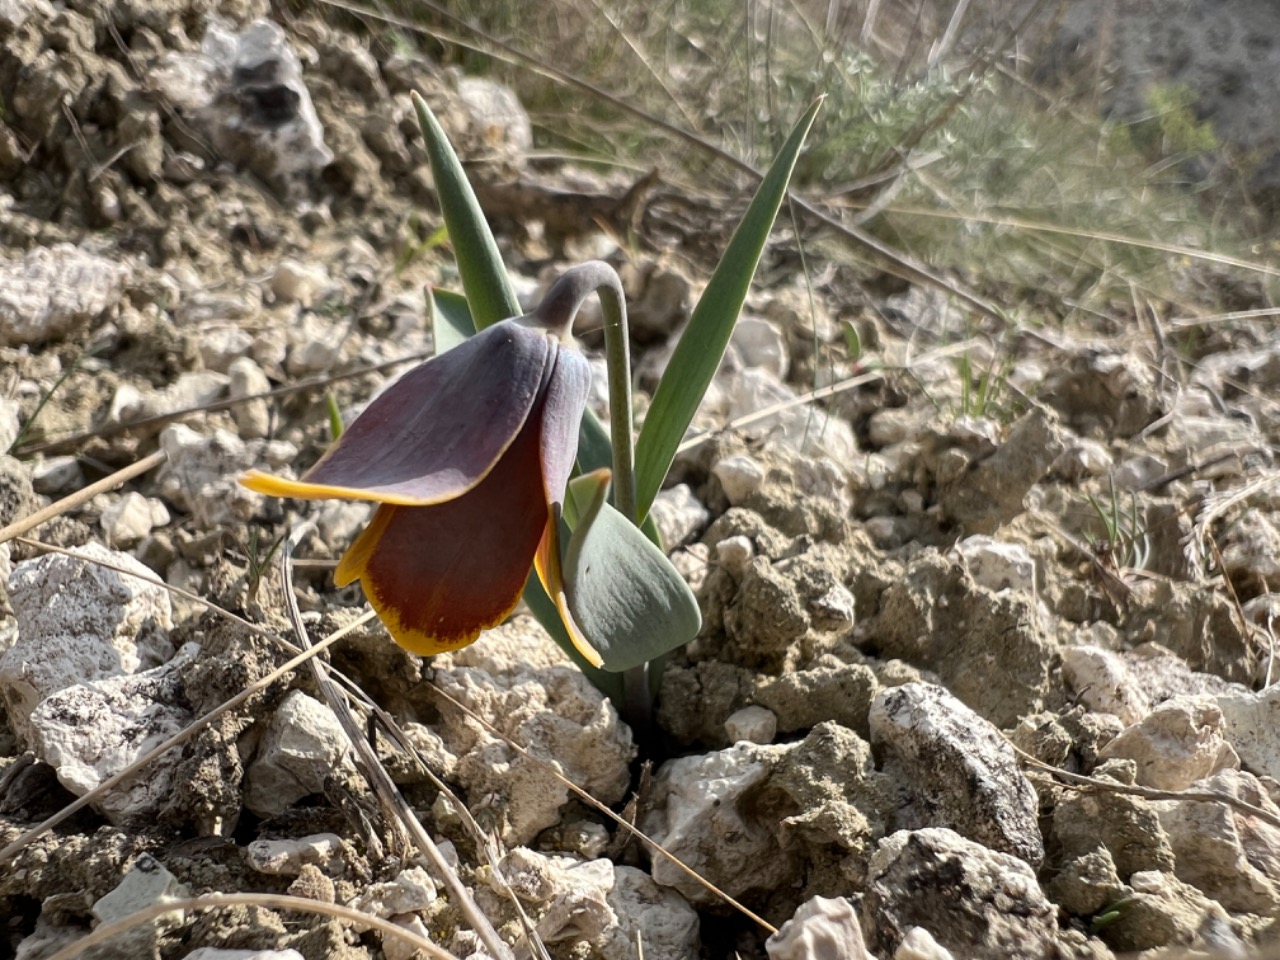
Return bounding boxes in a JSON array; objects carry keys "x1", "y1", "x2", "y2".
[
  {"x1": 419, "y1": 616, "x2": 635, "y2": 845},
  {"x1": 271, "y1": 258, "x2": 331, "y2": 307},
  {"x1": 0, "y1": 542, "x2": 173, "y2": 743},
  {"x1": 158, "y1": 424, "x2": 289, "y2": 528},
  {"x1": 0, "y1": 244, "x2": 129, "y2": 346},
  {"x1": 30, "y1": 645, "x2": 198, "y2": 823},
  {"x1": 712, "y1": 453, "x2": 766, "y2": 505},
  {"x1": 641, "y1": 741, "x2": 792, "y2": 905},
  {"x1": 894, "y1": 927, "x2": 956, "y2": 960},
  {"x1": 1061, "y1": 645, "x2": 1151, "y2": 726},
  {"x1": 1218, "y1": 683, "x2": 1280, "y2": 781},
  {"x1": 1156, "y1": 768, "x2": 1280, "y2": 916},
  {"x1": 725, "y1": 705, "x2": 778, "y2": 745},
  {"x1": 731, "y1": 316, "x2": 790, "y2": 379},
  {"x1": 715, "y1": 535, "x2": 755, "y2": 576},
  {"x1": 723, "y1": 368, "x2": 856, "y2": 463},
  {"x1": 1097, "y1": 695, "x2": 1239, "y2": 791},
  {"x1": 100, "y1": 492, "x2": 170, "y2": 547},
  {"x1": 198, "y1": 325, "x2": 253, "y2": 372},
  {"x1": 243, "y1": 690, "x2": 357, "y2": 817},
  {"x1": 284, "y1": 312, "x2": 342, "y2": 376},
  {"x1": 870, "y1": 683, "x2": 1043, "y2": 866},
  {"x1": 246, "y1": 834, "x2": 346, "y2": 876},
  {"x1": 864, "y1": 828, "x2": 1058, "y2": 959},
  {"x1": 456, "y1": 76, "x2": 533, "y2": 154},
  {"x1": 954, "y1": 535, "x2": 1036, "y2": 594},
  {"x1": 92, "y1": 854, "x2": 190, "y2": 931},
  {"x1": 496, "y1": 848, "x2": 699, "y2": 959},
  {"x1": 349, "y1": 866, "x2": 438, "y2": 917},
  {"x1": 112, "y1": 371, "x2": 230, "y2": 425},
  {"x1": 649, "y1": 483, "x2": 710, "y2": 549},
  {"x1": 227, "y1": 357, "x2": 272, "y2": 440},
  {"x1": 766, "y1": 895, "x2": 871, "y2": 960}
]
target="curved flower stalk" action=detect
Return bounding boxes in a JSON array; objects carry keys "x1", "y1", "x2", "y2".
[{"x1": 243, "y1": 306, "x2": 604, "y2": 663}]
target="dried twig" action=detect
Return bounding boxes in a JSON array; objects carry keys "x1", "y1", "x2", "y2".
[
  {"x1": 0, "y1": 449, "x2": 167, "y2": 545},
  {"x1": 1013, "y1": 744, "x2": 1280, "y2": 831},
  {"x1": 43, "y1": 893, "x2": 456, "y2": 960},
  {"x1": 279, "y1": 526, "x2": 517, "y2": 960}
]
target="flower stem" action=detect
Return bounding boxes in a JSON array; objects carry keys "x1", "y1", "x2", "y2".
[
  {"x1": 533, "y1": 261, "x2": 637, "y2": 525},
  {"x1": 533, "y1": 262, "x2": 653, "y2": 732}
]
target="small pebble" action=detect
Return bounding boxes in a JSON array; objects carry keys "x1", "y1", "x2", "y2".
[{"x1": 726, "y1": 705, "x2": 778, "y2": 744}]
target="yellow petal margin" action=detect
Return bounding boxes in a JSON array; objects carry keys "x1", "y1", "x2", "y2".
[{"x1": 534, "y1": 510, "x2": 604, "y2": 668}]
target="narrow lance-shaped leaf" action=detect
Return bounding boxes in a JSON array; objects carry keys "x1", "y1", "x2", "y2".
[
  {"x1": 412, "y1": 91, "x2": 520, "y2": 329},
  {"x1": 634, "y1": 98, "x2": 823, "y2": 518}
]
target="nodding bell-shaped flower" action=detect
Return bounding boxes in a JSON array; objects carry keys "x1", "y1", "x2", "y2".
[{"x1": 241, "y1": 310, "x2": 605, "y2": 666}]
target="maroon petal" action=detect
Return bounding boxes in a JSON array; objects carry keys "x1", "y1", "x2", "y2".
[
  {"x1": 247, "y1": 319, "x2": 555, "y2": 505},
  {"x1": 333, "y1": 365, "x2": 555, "y2": 653}
]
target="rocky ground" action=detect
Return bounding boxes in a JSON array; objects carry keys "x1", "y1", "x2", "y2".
[{"x1": 2, "y1": 2, "x2": 1280, "y2": 959}]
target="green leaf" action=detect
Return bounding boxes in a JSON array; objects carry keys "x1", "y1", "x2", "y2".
[
  {"x1": 325, "y1": 391, "x2": 344, "y2": 441},
  {"x1": 428, "y1": 287, "x2": 476, "y2": 356},
  {"x1": 562, "y1": 471, "x2": 702, "y2": 673},
  {"x1": 634, "y1": 99, "x2": 822, "y2": 518},
  {"x1": 412, "y1": 92, "x2": 520, "y2": 330}
]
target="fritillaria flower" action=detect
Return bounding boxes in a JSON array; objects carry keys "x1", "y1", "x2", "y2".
[{"x1": 241, "y1": 313, "x2": 603, "y2": 665}]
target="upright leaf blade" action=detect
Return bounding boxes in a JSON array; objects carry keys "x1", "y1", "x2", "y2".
[
  {"x1": 634, "y1": 99, "x2": 822, "y2": 517},
  {"x1": 412, "y1": 92, "x2": 521, "y2": 330},
  {"x1": 428, "y1": 287, "x2": 476, "y2": 355}
]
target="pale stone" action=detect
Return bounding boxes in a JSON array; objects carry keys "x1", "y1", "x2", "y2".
[
  {"x1": 725, "y1": 705, "x2": 778, "y2": 744},
  {"x1": 1156, "y1": 769, "x2": 1280, "y2": 915},
  {"x1": 723, "y1": 368, "x2": 856, "y2": 463},
  {"x1": 198, "y1": 325, "x2": 253, "y2": 372},
  {"x1": 1098, "y1": 695, "x2": 1239, "y2": 791},
  {"x1": 649, "y1": 483, "x2": 710, "y2": 549},
  {"x1": 712, "y1": 453, "x2": 766, "y2": 505},
  {"x1": 0, "y1": 542, "x2": 173, "y2": 743},
  {"x1": 92, "y1": 854, "x2": 189, "y2": 931},
  {"x1": 100, "y1": 491, "x2": 168, "y2": 547},
  {"x1": 349, "y1": 867, "x2": 437, "y2": 917},
  {"x1": 870, "y1": 683, "x2": 1043, "y2": 866},
  {"x1": 243, "y1": 690, "x2": 357, "y2": 817},
  {"x1": 766, "y1": 895, "x2": 870, "y2": 960},
  {"x1": 0, "y1": 244, "x2": 129, "y2": 346},
  {"x1": 955, "y1": 535, "x2": 1036, "y2": 594},
  {"x1": 246, "y1": 834, "x2": 346, "y2": 876},
  {"x1": 641, "y1": 741, "x2": 791, "y2": 905},
  {"x1": 1218, "y1": 683, "x2": 1280, "y2": 781},
  {"x1": 227, "y1": 357, "x2": 272, "y2": 440},
  {"x1": 715, "y1": 535, "x2": 755, "y2": 576},
  {"x1": 732, "y1": 316, "x2": 789, "y2": 379},
  {"x1": 271, "y1": 258, "x2": 330, "y2": 307},
  {"x1": 29, "y1": 645, "x2": 197, "y2": 823},
  {"x1": 1061, "y1": 645, "x2": 1150, "y2": 727},
  {"x1": 895, "y1": 928, "x2": 956, "y2": 960},
  {"x1": 158, "y1": 424, "x2": 271, "y2": 528}
]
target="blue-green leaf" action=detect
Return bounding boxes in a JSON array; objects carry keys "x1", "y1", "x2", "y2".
[
  {"x1": 428, "y1": 287, "x2": 475, "y2": 356},
  {"x1": 634, "y1": 99, "x2": 822, "y2": 518},
  {"x1": 562, "y1": 471, "x2": 702, "y2": 672},
  {"x1": 412, "y1": 92, "x2": 521, "y2": 330}
]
